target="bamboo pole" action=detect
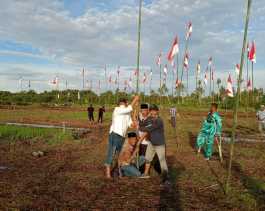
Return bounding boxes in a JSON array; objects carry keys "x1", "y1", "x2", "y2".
[
  {"x1": 136, "y1": 0, "x2": 142, "y2": 93},
  {"x1": 225, "y1": 0, "x2": 252, "y2": 193}
]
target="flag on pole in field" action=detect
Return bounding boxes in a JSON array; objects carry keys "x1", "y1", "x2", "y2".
[
  {"x1": 184, "y1": 53, "x2": 189, "y2": 70},
  {"x1": 249, "y1": 41, "x2": 256, "y2": 63},
  {"x1": 176, "y1": 79, "x2": 181, "y2": 88},
  {"x1": 186, "y1": 21, "x2": 192, "y2": 40},
  {"x1": 168, "y1": 36, "x2": 179, "y2": 62},
  {"x1": 235, "y1": 64, "x2": 240, "y2": 76},
  {"x1": 208, "y1": 57, "x2": 213, "y2": 66},
  {"x1": 247, "y1": 78, "x2": 252, "y2": 91},
  {"x1": 134, "y1": 69, "x2": 139, "y2": 76},
  {"x1": 226, "y1": 74, "x2": 234, "y2": 97},
  {"x1": 197, "y1": 60, "x2": 201, "y2": 74},
  {"x1": 143, "y1": 72, "x2": 147, "y2": 83},
  {"x1": 156, "y1": 52, "x2": 162, "y2": 66},
  {"x1": 204, "y1": 73, "x2": 208, "y2": 85},
  {"x1": 163, "y1": 64, "x2": 168, "y2": 75}
]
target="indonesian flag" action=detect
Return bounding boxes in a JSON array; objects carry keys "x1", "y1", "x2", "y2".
[
  {"x1": 204, "y1": 73, "x2": 208, "y2": 85},
  {"x1": 143, "y1": 73, "x2": 147, "y2": 83},
  {"x1": 134, "y1": 69, "x2": 139, "y2": 76},
  {"x1": 249, "y1": 41, "x2": 256, "y2": 63},
  {"x1": 176, "y1": 79, "x2": 181, "y2": 88},
  {"x1": 186, "y1": 21, "x2": 192, "y2": 40},
  {"x1": 184, "y1": 53, "x2": 189, "y2": 70},
  {"x1": 156, "y1": 52, "x2": 162, "y2": 66},
  {"x1": 226, "y1": 74, "x2": 234, "y2": 97},
  {"x1": 197, "y1": 60, "x2": 201, "y2": 74},
  {"x1": 208, "y1": 57, "x2": 213, "y2": 66},
  {"x1": 167, "y1": 36, "x2": 179, "y2": 62},
  {"x1": 247, "y1": 78, "x2": 252, "y2": 91},
  {"x1": 163, "y1": 64, "x2": 168, "y2": 75},
  {"x1": 50, "y1": 76, "x2": 59, "y2": 85},
  {"x1": 235, "y1": 64, "x2": 240, "y2": 76}
]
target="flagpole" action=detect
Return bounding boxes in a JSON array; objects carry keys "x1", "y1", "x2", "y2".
[
  {"x1": 251, "y1": 61, "x2": 254, "y2": 104},
  {"x1": 225, "y1": 0, "x2": 252, "y2": 193},
  {"x1": 136, "y1": 0, "x2": 142, "y2": 94},
  {"x1": 159, "y1": 64, "x2": 162, "y2": 105},
  {"x1": 209, "y1": 66, "x2": 212, "y2": 99},
  {"x1": 176, "y1": 53, "x2": 180, "y2": 104}
]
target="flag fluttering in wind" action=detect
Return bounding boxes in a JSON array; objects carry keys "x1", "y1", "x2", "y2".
[
  {"x1": 163, "y1": 64, "x2": 168, "y2": 75},
  {"x1": 186, "y1": 21, "x2": 192, "y2": 40},
  {"x1": 156, "y1": 52, "x2": 162, "y2": 66},
  {"x1": 247, "y1": 78, "x2": 252, "y2": 91},
  {"x1": 249, "y1": 41, "x2": 256, "y2": 63},
  {"x1": 134, "y1": 69, "x2": 139, "y2": 76},
  {"x1": 226, "y1": 74, "x2": 234, "y2": 97},
  {"x1": 176, "y1": 79, "x2": 181, "y2": 88},
  {"x1": 184, "y1": 53, "x2": 189, "y2": 70},
  {"x1": 208, "y1": 57, "x2": 213, "y2": 66},
  {"x1": 197, "y1": 60, "x2": 201, "y2": 74},
  {"x1": 167, "y1": 36, "x2": 179, "y2": 62},
  {"x1": 235, "y1": 64, "x2": 240, "y2": 76},
  {"x1": 204, "y1": 73, "x2": 208, "y2": 85}
]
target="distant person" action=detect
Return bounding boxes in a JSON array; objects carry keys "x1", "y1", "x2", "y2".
[
  {"x1": 98, "y1": 106, "x2": 106, "y2": 123},
  {"x1": 196, "y1": 103, "x2": 222, "y2": 160},
  {"x1": 170, "y1": 106, "x2": 177, "y2": 128},
  {"x1": 87, "y1": 104, "x2": 94, "y2": 121},
  {"x1": 118, "y1": 132, "x2": 145, "y2": 177},
  {"x1": 140, "y1": 104, "x2": 169, "y2": 184},
  {"x1": 104, "y1": 95, "x2": 139, "y2": 178},
  {"x1": 256, "y1": 105, "x2": 265, "y2": 135}
]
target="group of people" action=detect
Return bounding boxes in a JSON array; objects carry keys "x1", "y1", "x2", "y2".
[
  {"x1": 87, "y1": 104, "x2": 105, "y2": 123},
  {"x1": 104, "y1": 96, "x2": 169, "y2": 184}
]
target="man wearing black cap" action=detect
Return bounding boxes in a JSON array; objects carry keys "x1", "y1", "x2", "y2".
[
  {"x1": 140, "y1": 104, "x2": 169, "y2": 183},
  {"x1": 104, "y1": 95, "x2": 139, "y2": 178},
  {"x1": 118, "y1": 132, "x2": 145, "y2": 177},
  {"x1": 138, "y1": 103, "x2": 150, "y2": 156}
]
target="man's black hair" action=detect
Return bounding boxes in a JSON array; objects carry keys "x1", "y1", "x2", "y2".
[
  {"x1": 128, "y1": 131, "x2": 137, "y2": 138},
  {"x1": 211, "y1": 103, "x2": 218, "y2": 110},
  {"x1": 149, "y1": 104, "x2": 159, "y2": 111},
  {"x1": 140, "y1": 103, "x2": 149, "y2": 109}
]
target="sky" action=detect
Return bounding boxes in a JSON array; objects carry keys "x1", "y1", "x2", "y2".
[{"x1": 0, "y1": 0, "x2": 264, "y2": 93}]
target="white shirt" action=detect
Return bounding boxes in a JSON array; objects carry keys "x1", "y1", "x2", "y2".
[
  {"x1": 257, "y1": 110, "x2": 265, "y2": 122},
  {"x1": 138, "y1": 113, "x2": 149, "y2": 145},
  {"x1": 109, "y1": 105, "x2": 133, "y2": 137}
]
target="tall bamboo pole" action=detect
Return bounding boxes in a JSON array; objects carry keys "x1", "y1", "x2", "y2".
[
  {"x1": 159, "y1": 64, "x2": 162, "y2": 105},
  {"x1": 136, "y1": 0, "x2": 142, "y2": 94},
  {"x1": 225, "y1": 0, "x2": 252, "y2": 193}
]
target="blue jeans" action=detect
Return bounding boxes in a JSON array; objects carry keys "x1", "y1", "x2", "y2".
[
  {"x1": 121, "y1": 156, "x2": 145, "y2": 177},
  {"x1": 105, "y1": 132, "x2": 124, "y2": 166}
]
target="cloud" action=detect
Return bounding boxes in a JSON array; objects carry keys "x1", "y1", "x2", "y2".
[{"x1": 0, "y1": 0, "x2": 264, "y2": 92}]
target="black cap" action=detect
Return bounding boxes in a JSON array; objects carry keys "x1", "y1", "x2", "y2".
[
  {"x1": 149, "y1": 104, "x2": 159, "y2": 111},
  {"x1": 128, "y1": 132, "x2": 137, "y2": 138},
  {"x1": 140, "y1": 103, "x2": 149, "y2": 109}
]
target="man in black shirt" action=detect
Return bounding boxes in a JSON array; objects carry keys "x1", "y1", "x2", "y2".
[
  {"x1": 98, "y1": 106, "x2": 105, "y2": 123},
  {"x1": 87, "y1": 104, "x2": 94, "y2": 121}
]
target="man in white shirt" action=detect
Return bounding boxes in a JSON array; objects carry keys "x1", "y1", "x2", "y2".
[
  {"x1": 256, "y1": 105, "x2": 265, "y2": 135},
  {"x1": 105, "y1": 95, "x2": 139, "y2": 178}
]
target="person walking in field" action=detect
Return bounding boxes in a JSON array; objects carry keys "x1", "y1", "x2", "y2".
[
  {"x1": 196, "y1": 103, "x2": 222, "y2": 160},
  {"x1": 256, "y1": 105, "x2": 265, "y2": 135},
  {"x1": 87, "y1": 104, "x2": 94, "y2": 121},
  {"x1": 169, "y1": 106, "x2": 177, "y2": 128},
  {"x1": 104, "y1": 96, "x2": 139, "y2": 178},
  {"x1": 140, "y1": 104, "x2": 169, "y2": 184},
  {"x1": 98, "y1": 105, "x2": 105, "y2": 123}
]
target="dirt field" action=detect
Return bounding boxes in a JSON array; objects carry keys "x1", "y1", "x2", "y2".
[{"x1": 0, "y1": 106, "x2": 264, "y2": 210}]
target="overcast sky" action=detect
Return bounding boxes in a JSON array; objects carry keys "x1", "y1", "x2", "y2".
[{"x1": 0, "y1": 0, "x2": 264, "y2": 93}]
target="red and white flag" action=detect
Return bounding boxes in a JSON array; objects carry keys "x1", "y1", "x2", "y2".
[
  {"x1": 186, "y1": 21, "x2": 192, "y2": 40},
  {"x1": 163, "y1": 64, "x2": 168, "y2": 75},
  {"x1": 204, "y1": 73, "x2": 208, "y2": 85},
  {"x1": 249, "y1": 41, "x2": 256, "y2": 63},
  {"x1": 247, "y1": 78, "x2": 252, "y2": 91},
  {"x1": 197, "y1": 60, "x2": 201, "y2": 74},
  {"x1": 156, "y1": 52, "x2": 162, "y2": 66},
  {"x1": 176, "y1": 79, "x2": 181, "y2": 88},
  {"x1": 235, "y1": 64, "x2": 240, "y2": 76},
  {"x1": 208, "y1": 57, "x2": 213, "y2": 66},
  {"x1": 134, "y1": 69, "x2": 139, "y2": 76},
  {"x1": 167, "y1": 36, "x2": 179, "y2": 62},
  {"x1": 226, "y1": 74, "x2": 234, "y2": 97},
  {"x1": 184, "y1": 53, "x2": 189, "y2": 70}
]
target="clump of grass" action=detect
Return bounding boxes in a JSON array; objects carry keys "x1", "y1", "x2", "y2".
[{"x1": 0, "y1": 125, "x2": 72, "y2": 145}]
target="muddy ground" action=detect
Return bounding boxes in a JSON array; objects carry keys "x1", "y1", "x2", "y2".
[{"x1": 0, "y1": 107, "x2": 264, "y2": 210}]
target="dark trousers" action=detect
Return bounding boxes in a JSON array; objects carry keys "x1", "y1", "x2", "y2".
[
  {"x1": 105, "y1": 132, "x2": 124, "y2": 166},
  {"x1": 88, "y1": 113, "x2": 94, "y2": 121},
  {"x1": 98, "y1": 114, "x2": 103, "y2": 123}
]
